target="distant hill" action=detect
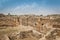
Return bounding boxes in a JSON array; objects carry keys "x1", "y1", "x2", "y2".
[{"x1": 47, "y1": 14, "x2": 60, "y2": 16}]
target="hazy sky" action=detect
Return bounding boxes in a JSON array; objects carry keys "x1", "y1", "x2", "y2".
[{"x1": 0, "y1": 0, "x2": 60, "y2": 15}]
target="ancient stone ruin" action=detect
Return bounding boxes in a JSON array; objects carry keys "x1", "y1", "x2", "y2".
[{"x1": 0, "y1": 14, "x2": 60, "y2": 40}]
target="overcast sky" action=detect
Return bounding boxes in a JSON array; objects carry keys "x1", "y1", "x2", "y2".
[{"x1": 0, "y1": 0, "x2": 60, "y2": 15}]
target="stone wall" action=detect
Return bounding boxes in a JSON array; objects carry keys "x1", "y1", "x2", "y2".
[
  {"x1": 18, "y1": 15, "x2": 53, "y2": 32},
  {"x1": 0, "y1": 14, "x2": 55, "y2": 32},
  {"x1": 0, "y1": 15, "x2": 19, "y2": 27}
]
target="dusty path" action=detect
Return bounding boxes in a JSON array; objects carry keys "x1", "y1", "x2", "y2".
[{"x1": 0, "y1": 25, "x2": 33, "y2": 34}]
